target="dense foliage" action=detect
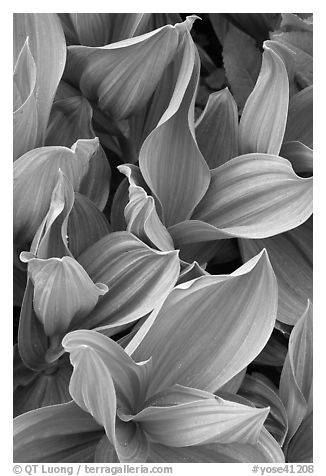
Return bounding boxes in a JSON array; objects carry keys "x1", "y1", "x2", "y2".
[{"x1": 13, "y1": 13, "x2": 313, "y2": 463}]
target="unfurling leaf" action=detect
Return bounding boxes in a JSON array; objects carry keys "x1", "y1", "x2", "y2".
[{"x1": 20, "y1": 253, "x2": 108, "y2": 339}]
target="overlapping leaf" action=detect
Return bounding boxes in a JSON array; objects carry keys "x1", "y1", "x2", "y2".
[
  {"x1": 284, "y1": 86, "x2": 313, "y2": 148},
  {"x1": 170, "y1": 154, "x2": 312, "y2": 245},
  {"x1": 195, "y1": 88, "x2": 239, "y2": 168},
  {"x1": 240, "y1": 217, "x2": 312, "y2": 325},
  {"x1": 64, "y1": 17, "x2": 197, "y2": 120},
  {"x1": 13, "y1": 38, "x2": 38, "y2": 160},
  {"x1": 238, "y1": 374, "x2": 288, "y2": 446},
  {"x1": 119, "y1": 165, "x2": 174, "y2": 251},
  {"x1": 13, "y1": 13, "x2": 67, "y2": 146},
  {"x1": 60, "y1": 13, "x2": 150, "y2": 46},
  {"x1": 222, "y1": 23, "x2": 262, "y2": 111},
  {"x1": 14, "y1": 401, "x2": 103, "y2": 463},
  {"x1": 14, "y1": 138, "x2": 109, "y2": 244},
  {"x1": 128, "y1": 250, "x2": 277, "y2": 395},
  {"x1": 77, "y1": 232, "x2": 180, "y2": 332},
  {"x1": 139, "y1": 31, "x2": 210, "y2": 227},
  {"x1": 279, "y1": 301, "x2": 313, "y2": 445}
]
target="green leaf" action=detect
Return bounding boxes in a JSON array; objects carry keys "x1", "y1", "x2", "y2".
[
  {"x1": 222, "y1": 23, "x2": 262, "y2": 112},
  {"x1": 239, "y1": 44, "x2": 289, "y2": 155}
]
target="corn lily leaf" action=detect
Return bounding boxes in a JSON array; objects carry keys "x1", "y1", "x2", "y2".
[
  {"x1": 284, "y1": 86, "x2": 313, "y2": 148},
  {"x1": 286, "y1": 411, "x2": 313, "y2": 463},
  {"x1": 14, "y1": 354, "x2": 72, "y2": 416},
  {"x1": 280, "y1": 141, "x2": 313, "y2": 175},
  {"x1": 64, "y1": 13, "x2": 150, "y2": 46},
  {"x1": 63, "y1": 330, "x2": 151, "y2": 462},
  {"x1": 225, "y1": 13, "x2": 281, "y2": 45},
  {"x1": 94, "y1": 436, "x2": 119, "y2": 462},
  {"x1": 13, "y1": 13, "x2": 66, "y2": 146},
  {"x1": 254, "y1": 333, "x2": 288, "y2": 367},
  {"x1": 147, "y1": 427, "x2": 284, "y2": 463},
  {"x1": 222, "y1": 23, "x2": 262, "y2": 112},
  {"x1": 119, "y1": 164, "x2": 174, "y2": 251},
  {"x1": 270, "y1": 15, "x2": 313, "y2": 89},
  {"x1": 13, "y1": 401, "x2": 103, "y2": 463},
  {"x1": 63, "y1": 330, "x2": 152, "y2": 415},
  {"x1": 139, "y1": 37, "x2": 210, "y2": 227},
  {"x1": 13, "y1": 38, "x2": 38, "y2": 160},
  {"x1": 219, "y1": 368, "x2": 247, "y2": 395},
  {"x1": 110, "y1": 178, "x2": 129, "y2": 231},
  {"x1": 18, "y1": 173, "x2": 107, "y2": 369},
  {"x1": 17, "y1": 173, "x2": 74, "y2": 370},
  {"x1": 279, "y1": 301, "x2": 313, "y2": 445},
  {"x1": 128, "y1": 250, "x2": 277, "y2": 395},
  {"x1": 45, "y1": 95, "x2": 94, "y2": 147},
  {"x1": 240, "y1": 217, "x2": 312, "y2": 325},
  {"x1": 238, "y1": 374, "x2": 288, "y2": 446},
  {"x1": 63, "y1": 330, "x2": 269, "y2": 460},
  {"x1": 177, "y1": 260, "x2": 208, "y2": 285},
  {"x1": 195, "y1": 88, "x2": 239, "y2": 168},
  {"x1": 67, "y1": 192, "x2": 111, "y2": 258},
  {"x1": 20, "y1": 253, "x2": 108, "y2": 341},
  {"x1": 239, "y1": 44, "x2": 289, "y2": 156},
  {"x1": 64, "y1": 17, "x2": 196, "y2": 120},
  {"x1": 132, "y1": 401, "x2": 268, "y2": 447},
  {"x1": 76, "y1": 232, "x2": 180, "y2": 332},
  {"x1": 45, "y1": 91, "x2": 111, "y2": 210},
  {"x1": 281, "y1": 13, "x2": 312, "y2": 32},
  {"x1": 14, "y1": 138, "x2": 106, "y2": 245},
  {"x1": 175, "y1": 240, "x2": 225, "y2": 266},
  {"x1": 129, "y1": 17, "x2": 197, "y2": 155},
  {"x1": 130, "y1": 388, "x2": 268, "y2": 446},
  {"x1": 190, "y1": 154, "x2": 312, "y2": 240}
]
